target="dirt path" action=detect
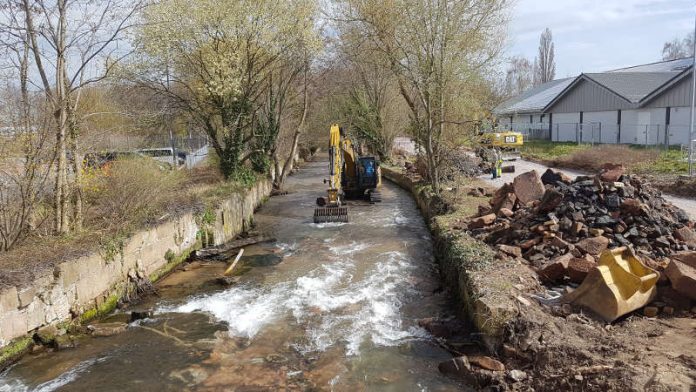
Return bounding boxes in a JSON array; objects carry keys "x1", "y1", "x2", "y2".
[{"x1": 477, "y1": 158, "x2": 696, "y2": 219}]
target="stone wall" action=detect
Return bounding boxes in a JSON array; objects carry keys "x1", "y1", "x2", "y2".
[{"x1": 0, "y1": 180, "x2": 271, "y2": 348}]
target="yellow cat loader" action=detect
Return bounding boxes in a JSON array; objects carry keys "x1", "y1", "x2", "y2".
[
  {"x1": 314, "y1": 124, "x2": 381, "y2": 223},
  {"x1": 477, "y1": 130, "x2": 524, "y2": 161}
]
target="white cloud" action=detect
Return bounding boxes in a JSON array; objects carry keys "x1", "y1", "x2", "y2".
[{"x1": 507, "y1": 0, "x2": 694, "y2": 75}]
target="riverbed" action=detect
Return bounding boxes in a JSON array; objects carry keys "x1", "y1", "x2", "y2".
[{"x1": 0, "y1": 160, "x2": 468, "y2": 391}]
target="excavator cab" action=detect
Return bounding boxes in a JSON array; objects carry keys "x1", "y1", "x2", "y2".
[{"x1": 356, "y1": 157, "x2": 381, "y2": 202}]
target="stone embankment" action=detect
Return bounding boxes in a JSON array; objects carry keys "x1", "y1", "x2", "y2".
[
  {"x1": 0, "y1": 180, "x2": 271, "y2": 360},
  {"x1": 381, "y1": 166, "x2": 537, "y2": 349}
]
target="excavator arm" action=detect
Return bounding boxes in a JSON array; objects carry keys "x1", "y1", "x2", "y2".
[{"x1": 314, "y1": 124, "x2": 349, "y2": 223}]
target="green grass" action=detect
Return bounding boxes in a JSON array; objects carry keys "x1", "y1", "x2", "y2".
[
  {"x1": 522, "y1": 140, "x2": 687, "y2": 175},
  {"x1": 520, "y1": 140, "x2": 591, "y2": 161},
  {"x1": 630, "y1": 145, "x2": 687, "y2": 175}
]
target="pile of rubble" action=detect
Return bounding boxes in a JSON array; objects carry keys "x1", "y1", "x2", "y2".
[
  {"x1": 404, "y1": 150, "x2": 483, "y2": 179},
  {"x1": 465, "y1": 165, "x2": 696, "y2": 312}
]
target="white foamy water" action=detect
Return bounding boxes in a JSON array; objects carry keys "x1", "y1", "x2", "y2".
[
  {"x1": 159, "y1": 245, "x2": 422, "y2": 355},
  {"x1": 310, "y1": 222, "x2": 348, "y2": 229},
  {"x1": 0, "y1": 357, "x2": 108, "y2": 392}
]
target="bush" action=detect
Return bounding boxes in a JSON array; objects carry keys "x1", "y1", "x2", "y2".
[{"x1": 85, "y1": 157, "x2": 184, "y2": 231}]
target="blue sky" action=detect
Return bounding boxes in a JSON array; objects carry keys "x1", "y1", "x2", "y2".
[{"x1": 507, "y1": 0, "x2": 695, "y2": 76}]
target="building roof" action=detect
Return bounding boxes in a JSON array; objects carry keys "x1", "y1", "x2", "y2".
[
  {"x1": 608, "y1": 57, "x2": 693, "y2": 73},
  {"x1": 583, "y1": 72, "x2": 681, "y2": 103},
  {"x1": 494, "y1": 77, "x2": 575, "y2": 115},
  {"x1": 495, "y1": 57, "x2": 694, "y2": 117}
]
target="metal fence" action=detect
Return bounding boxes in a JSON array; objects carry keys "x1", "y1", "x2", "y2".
[
  {"x1": 549, "y1": 122, "x2": 691, "y2": 149},
  {"x1": 509, "y1": 122, "x2": 550, "y2": 140}
]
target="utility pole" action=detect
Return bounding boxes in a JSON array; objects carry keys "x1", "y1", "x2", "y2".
[{"x1": 689, "y1": 13, "x2": 696, "y2": 175}]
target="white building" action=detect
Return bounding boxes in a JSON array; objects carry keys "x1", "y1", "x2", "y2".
[{"x1": 494, "y1": 57, "x2": 694, "y2": 146}]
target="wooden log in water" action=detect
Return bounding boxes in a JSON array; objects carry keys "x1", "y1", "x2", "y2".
[
  {"x1": 195, "y1": 235, "x2": 275, "y2": 258},
  {"x1": 224, "y1": 249, "x2": 245, "y2": 276}
]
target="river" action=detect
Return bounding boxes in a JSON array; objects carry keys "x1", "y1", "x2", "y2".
[{"x1": 0, "y1": 159, "x2": 468, "y2": 391}]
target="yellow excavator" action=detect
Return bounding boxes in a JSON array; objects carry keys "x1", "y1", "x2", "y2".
[
  {"x1": 477, "y1": 129, "x2": 524, "y2": 161},
  {"x1": 314, "y1": 124, "x2": 382, "y2": 223}
]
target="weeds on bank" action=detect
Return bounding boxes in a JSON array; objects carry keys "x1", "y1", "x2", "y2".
[{"x1": 523, "y1": 140, "x2": 686, "y2": 175}]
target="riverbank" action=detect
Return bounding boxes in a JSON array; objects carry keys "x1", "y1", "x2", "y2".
[
  {"x1": 381, "y1": 165, "x2": 696, "y2": 391},
  {"x1": 381, "y1": 166, "x2": 537, "y2": 349},
  {"x1": 0, "y1": 176, "x2": 271, "y2": 369},
  {"x1": 0, "y1": 158, "x2": 470, "y2": 391}
]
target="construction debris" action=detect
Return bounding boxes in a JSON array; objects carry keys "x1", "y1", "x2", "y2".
[
  {"x1": 664, "y1": 252, "x2": 696, "y2": 300},
  {"x1": 464, "y1": 166, "x2": 696, "y2": 318},
  {"x1": 469, "y1": 168, "x2": 691, "y2": 269}
]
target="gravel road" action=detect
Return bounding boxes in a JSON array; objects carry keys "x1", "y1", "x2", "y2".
[{"x1": 477, "y1": 158, "x2": 696, "y2": 219}]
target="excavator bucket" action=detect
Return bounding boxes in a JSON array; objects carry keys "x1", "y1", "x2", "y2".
[
  {"x1": 562, "y1": 247, "x2": 659, "y2": 322},
  {"x1": 313, "y1": 206, "x2": 349, "y2": 223}
]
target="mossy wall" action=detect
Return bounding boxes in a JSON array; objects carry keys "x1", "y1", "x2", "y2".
[
  {"x1": 0, "y1": 179, "x2": 271, "y2": 356},
  {"x1": 381, "y1": 166, "x2": 536, "y2": 349}
]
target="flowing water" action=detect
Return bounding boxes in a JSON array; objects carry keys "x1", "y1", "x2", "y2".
[{"x1": 0, "y1": 160, "x2": 468, "y2": 391}]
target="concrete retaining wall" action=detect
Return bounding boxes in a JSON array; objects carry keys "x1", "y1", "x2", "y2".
[{"x1": 0, "y1": 180, "x2": 271, "y2": 348}]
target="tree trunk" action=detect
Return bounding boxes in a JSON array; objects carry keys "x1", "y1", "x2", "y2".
[
  {"x1": 53, "y1": 0, "x2": 69, "y2": 234},
  {"x1": 69, "y1": 121, "x2": 83, "y2": 231},
  {"x1": 274, "y1": 63, "x2": 308, "y2": 190}
]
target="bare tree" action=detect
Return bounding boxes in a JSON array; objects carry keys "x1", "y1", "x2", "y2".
[
  {"x1": 662, "y1": 32, "x2": 694, "y2": 60},
  {"x1": 0, "y1": 0, "x2": 144, "y2": 234},
  {"x1": 337, "y1": 29, "x2": 406, "y2": 162},
  {"x1": 504, "y1": 56, "x2": 533, "y2": 96},
  {"x1": 337, "y1": 0, "x2": 508, "y2": 194},
  {"x1": 534, "y1": 27, "x2": 555, "y2": 85},
  {"x1": 0, "y1": 33, "x2": 53, "y2": 251}
]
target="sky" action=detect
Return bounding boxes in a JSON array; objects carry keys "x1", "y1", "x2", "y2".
[{"x1": 506, "y1": 0, "x2": 695, "y2": 77}]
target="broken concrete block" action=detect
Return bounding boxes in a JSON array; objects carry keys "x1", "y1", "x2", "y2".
[
  {"x1": 674, "y1": 227, "x2": 696, "y2": 247},
  {"x1": 497, "y1": 208, "x2": 514, "y2": 218},
  {"x1": 599, "y1": 163, "x2": 625, "y2": 183},
  {"x1": 468, "y1": 214, "x2": 496, "y2": 229},
  {"x1": 490, "y1": 184, "x2": 513, "y2": 208},
  {"x1": 538, "y1": 188, "x2": 564, "y2": 213},
  {"x1": 498, "y1": 244, "x2": 522, "y2": 258},
  {"x1": 664, "y1": 257, "x2": 696, "y2": 301},
  {"x1": 469, "y1": 355, "x2": 505, "y2": 372},
  {"x1": 497, "y1": 193, "x2": 517, "y2": 212},
  {"x1": 538, "y1": 253, "x2": 572, "y2": 282},
  {"x1": 520, "y1": 237, "x2": 541, "y2": 250},
  {"x1": 567, "y1": 257, "x2": 597, "y2": 283},
  {"x1": 575, "y1": 236, "x2": 609, "y2": 255},
  {"x1": 541, "y1": 168, "x2": 571, "y2": 185},
  {"x1": 550, "y1": 236, "x2": 570, "y2": 250},
  {"x1": 512, "y1": 170, "x2": 545, "y2": 205},
  {"x1": 620, "y1": 198, "x2": 643, "y2": 214}
]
